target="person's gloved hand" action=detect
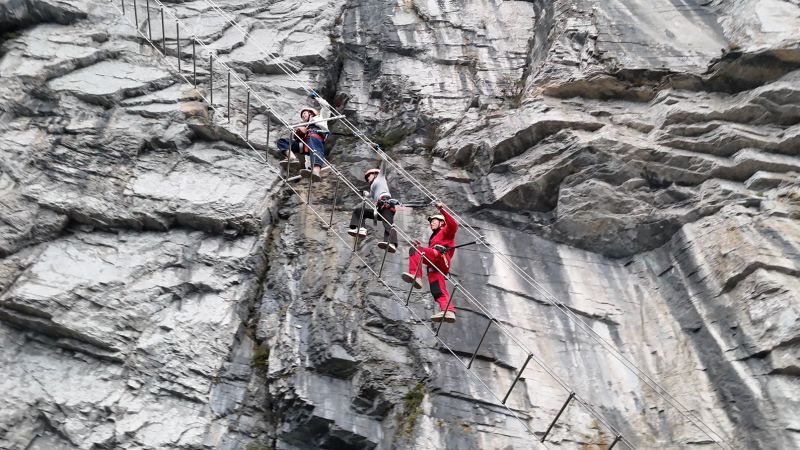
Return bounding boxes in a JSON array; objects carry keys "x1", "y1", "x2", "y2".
[
  {"x1": 309, "y1": 90, "x2": 319, "y2": 99},
  {"x1": 412, "y1": 239, "x2": 422, "y2": 248},
  {"x1": 433, "y1": 244, "x2": 447, "y2": 254}
]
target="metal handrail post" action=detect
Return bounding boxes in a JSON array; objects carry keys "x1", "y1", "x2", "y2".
[
  {"x1": 405, "y1": 257, "x2": 423, "y2": 306},
  {"x1": 175, "y1": 21, "x2": 180, "y2": 71},
  {"x1": 377, "y1": 243, "x2": 389, "y2": 277},
  {"x1": 192, "y1": 38, "x2": 196, "y2": 86},
  {"x1": 502, "y1": 353, "x2": 532, "y2": 404},
  {"x1": 160, "y1": 8, "x2": 165, "y2": 54},
  {"x1": 266, "y1": 118, "x2": 270, "y2": 160},
  {"x1": 352, "y1": 193, "x2": 367, "y2": 250},
  {"x1": 541, "y1": 392, "x2": 575, "y2": 442},
  {"x1": 306, "y1": 168, "x2": 313, "y2": 205},
  {"x1": 435, "y1": 282, "x2": 459, "y2": 336},
  {"x1": 245, "y1": 89, "x2": 250, "y2": 141},
  {"x1": 328, "y1": 177, "x2": 340, "y2": 226},
  {"x1": 145, "y1": 0, "x2": 151, "y2": 40},
  {"x1": 467, "y1": 318, "x2": 495, "y2": 369}
]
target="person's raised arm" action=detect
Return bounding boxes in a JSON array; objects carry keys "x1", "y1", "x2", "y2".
[
  {"x1": 310, "y1": 91, "x2": 332, "y2": 127},
  {"x1": 434, "y1": 201, "x2": 458, "y2": 239}
]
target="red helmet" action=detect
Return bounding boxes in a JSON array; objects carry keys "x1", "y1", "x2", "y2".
[
  {"x1": 299, "y1": 108, "x2": 319, "y2": 120},
  {"x1": 364, "y1": 168, "x2": 380, "y2": 182}
]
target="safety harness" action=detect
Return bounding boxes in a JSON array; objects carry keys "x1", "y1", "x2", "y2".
[
  {"x1": 372, "y1": 194, "x2": 399, "y2": 226},
  {"x1": 292, "y1": 125, "x2": 329, "y2": 158}
]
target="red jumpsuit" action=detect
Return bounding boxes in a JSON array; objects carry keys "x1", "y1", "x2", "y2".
[{"x1": 408, "y1": 207, "x2": 458, "y2": 312}]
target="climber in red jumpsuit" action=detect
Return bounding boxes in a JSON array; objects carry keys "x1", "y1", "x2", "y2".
[{"x1": 402, "y1": 200, "x2": 458, "y2": 323}]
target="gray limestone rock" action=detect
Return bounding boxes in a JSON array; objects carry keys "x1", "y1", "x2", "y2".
[{"x1": 1, "y1": 0, "x2": 799, "y2": 449}]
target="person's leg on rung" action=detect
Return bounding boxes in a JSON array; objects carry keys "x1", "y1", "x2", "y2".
[
  {"x1": 307, "y1": 136, "x2": 326, "y2": 178},
  {"x1": 348, "y1": 206, "x2": 374, "y2": 236},
  {"x1": 377, "y1": 208, "x2": 397, "y2": 251},
  {"x1": 402, "y1": 247, "x2": 424, "y2": 289},
  {"x1": 428, "y1": 271, "x2": 453, "y2": 312}
]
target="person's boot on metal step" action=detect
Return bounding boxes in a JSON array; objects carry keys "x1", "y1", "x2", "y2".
[{"x1": 275, "y1": 135, "x2": 305, "y2": 172}]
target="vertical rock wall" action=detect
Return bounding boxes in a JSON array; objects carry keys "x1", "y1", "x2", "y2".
[{"x1": 1, "y1": 0, "x2": 798, "y2": 449}]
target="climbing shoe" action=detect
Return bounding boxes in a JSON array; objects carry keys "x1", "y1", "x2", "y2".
[
  {"x1": 299, "y1": 169, "x2": 322, "y2": 182},
  {"x1": 430, "y1": 311, "x2": 456, "y2": 323},
  {"x1": 377, "y1": 242, "x2": 397, "y2": 253},
  {"x1": 401, "y1": 272, "x2": 423, "y2": 289},
  {"x1": 348, "y1": 227, "x2": 368, "y2": 237},
  {"x1": 279, "y1": 158, "x2": 303, "y2": 171}
]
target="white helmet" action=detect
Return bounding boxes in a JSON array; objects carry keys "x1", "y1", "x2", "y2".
[{"x1": 299, "y1": 107, "x2": 319, "y2": 119}]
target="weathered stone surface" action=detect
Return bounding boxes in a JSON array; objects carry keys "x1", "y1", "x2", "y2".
[
  {"x1": 0, "y1": 0, "x2": 86, "y2": 32},
  {"x1": 0, "y1": 229, "x2": 271, "y2": 449},
  {"x1": 1, "y1": 0, "x2": 799, "y2": 448}
]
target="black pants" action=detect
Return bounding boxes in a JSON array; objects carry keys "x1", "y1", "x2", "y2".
[{"x1": 349, "y1": 205, "x2": 397, "y2": 245}]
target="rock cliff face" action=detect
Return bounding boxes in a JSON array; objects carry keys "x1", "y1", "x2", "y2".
[{"x1": 1, "y1": 0, "x2": 799, "y2": 449}]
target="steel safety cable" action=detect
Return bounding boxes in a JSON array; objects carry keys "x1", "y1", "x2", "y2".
[
  {"x1": 109, "y1": 7, "x2": 550, "y2": 437},
  {"x1": 442, "y1": 208, "x2": 732, "y2": 448},
  {"x1": 321, "y1": 214, "x2": 550, "y2": 449},
  {"x1": 144, "y1": 2, "x2": 641, "y2": 446},
  {"x1": 199, "y1": 0, "x2": 315, "y2": 94},
  {"x1": 122, "y1": 0, "x2": 374, "y2": 211},
  {"x1": 353, "y1": 209, "x2": 634, "y2": 447},
  {"x1": 362, "y1": 136, "x2": 730, "y2": 448},
  {"x1": 475, "y1": 240, "x2": 733, "y2": 448},
  {"x1": 110, "y1": 12, "x2": 546, "y2": 431},
  {"x1": 112, "y1": 7, "x2": 282, "y2": 171},
  {"x1": 116, "y1": 3, "x2": 676, "y2": 447},
  {"x1": 110, "y1": 0, "x2": 398, "y2": 244}
]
